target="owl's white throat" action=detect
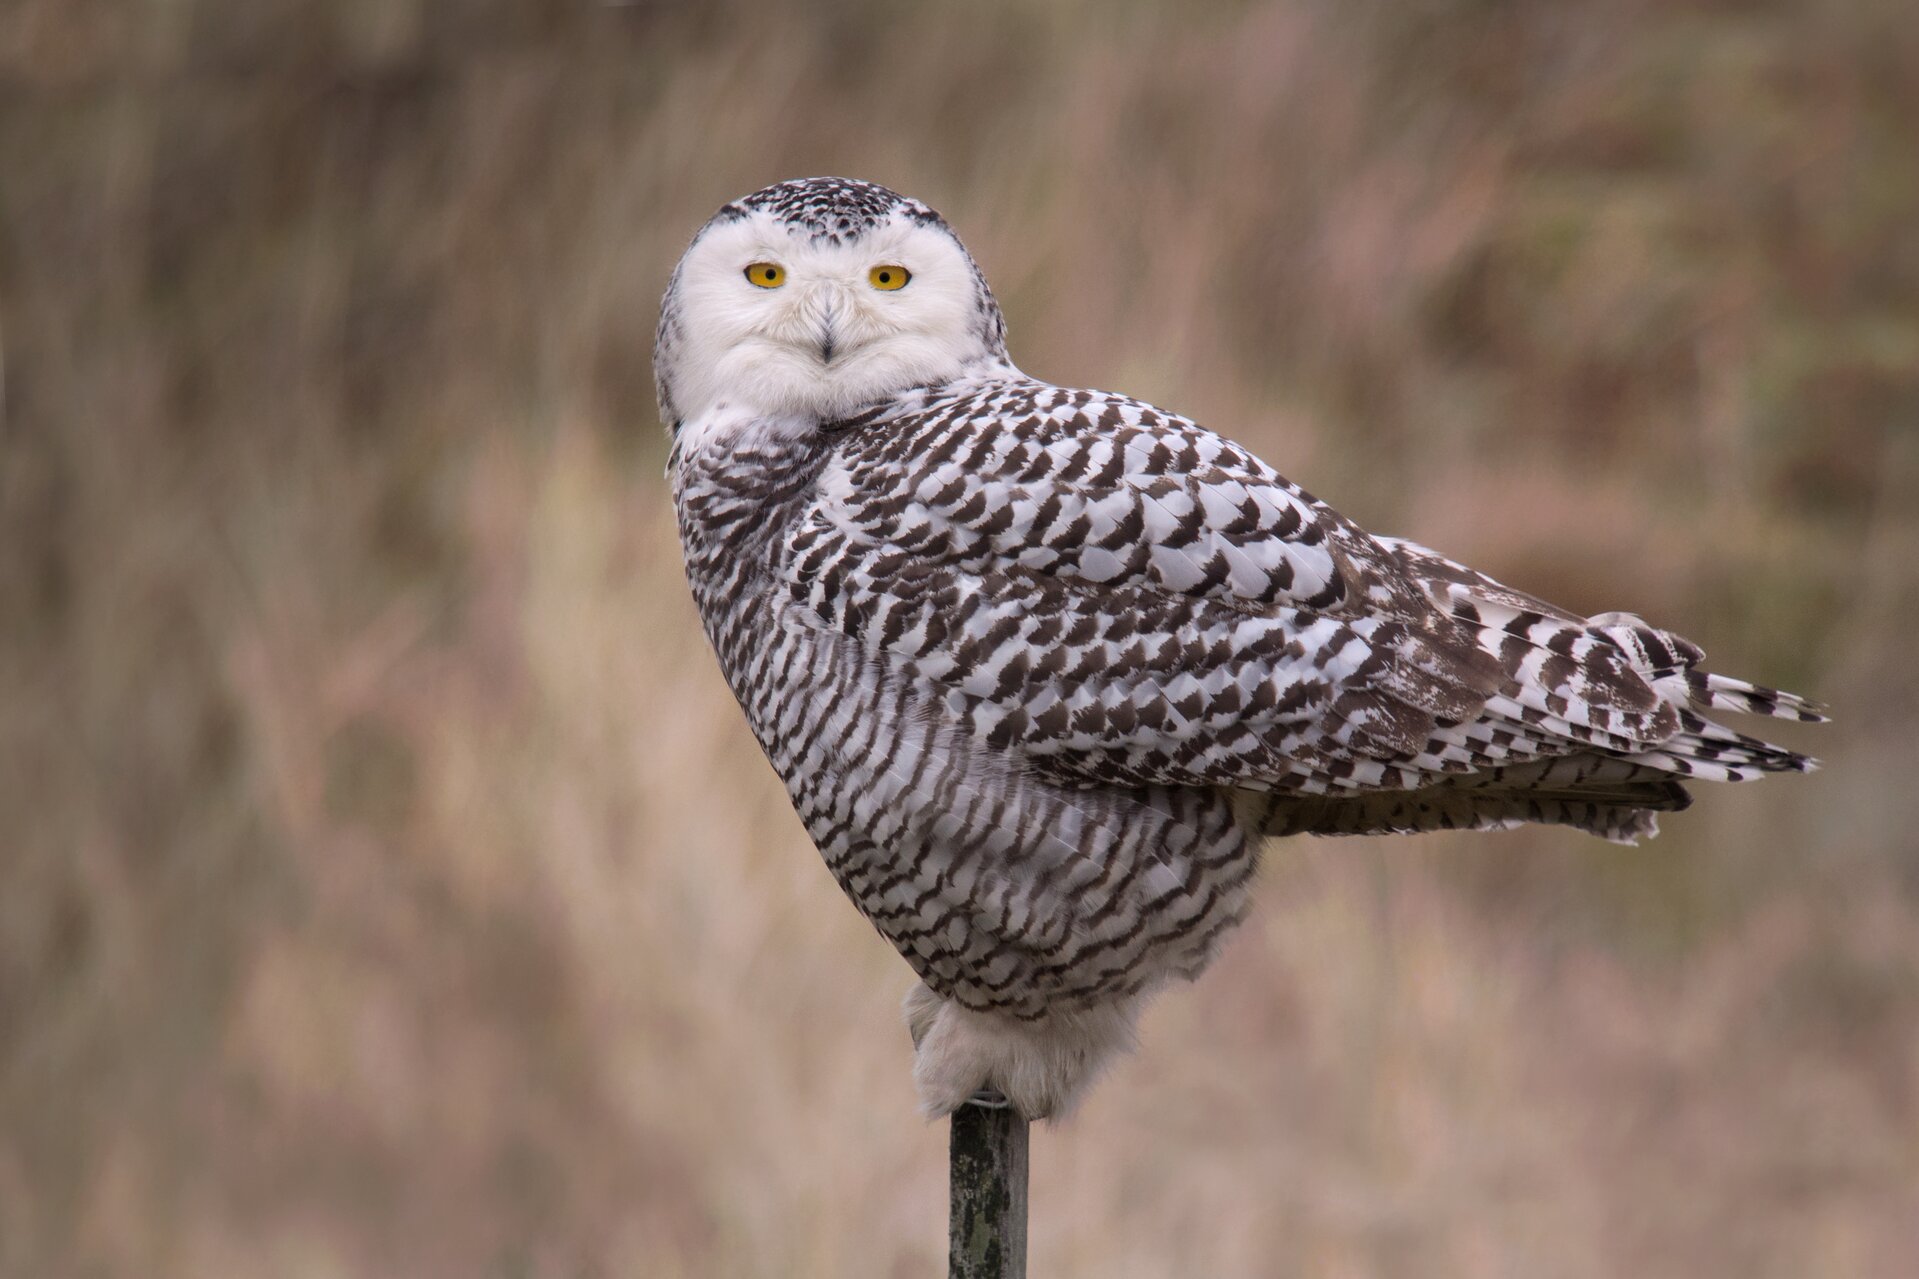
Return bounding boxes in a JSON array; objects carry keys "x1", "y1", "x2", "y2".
[
  {"x1": 672, "y1": 400, "x2": 819, "y2": 462},
  {"x1": 678, "y1": 302, "x2": 993, "y2": 428}
]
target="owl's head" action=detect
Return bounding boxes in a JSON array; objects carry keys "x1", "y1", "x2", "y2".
[{"x1": 655, "y1": 178, "x2": 1010, "y2": 431}]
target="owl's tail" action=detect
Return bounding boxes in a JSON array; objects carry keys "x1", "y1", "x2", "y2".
[
  {"x1": 1246, "y1": 765, "x2": 1691, "y2": 845},
  {"x1": 1245, "y1": 656, "x2": 1822, "y2": 845}
]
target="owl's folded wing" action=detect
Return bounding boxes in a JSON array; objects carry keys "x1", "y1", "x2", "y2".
[{"x1": 791, "y1": 398, "x2": 1816, "y2": 811}]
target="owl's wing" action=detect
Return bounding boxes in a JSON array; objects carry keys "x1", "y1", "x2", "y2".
[{"x1": 791, "y1": 389, "x2": 1815, "y2": 805}]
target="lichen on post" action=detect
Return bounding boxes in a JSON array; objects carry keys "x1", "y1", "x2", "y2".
[{"x1": 948, "y1": 1097, "x2": 1029, "y2": 1279}]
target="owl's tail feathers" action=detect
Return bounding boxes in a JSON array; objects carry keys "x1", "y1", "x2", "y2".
[
  {"x1": 1246, "y1": 674, "x2": 1819, "y2": 845},
  {"x1": 1581, "y1": 612, "x2": 1828, "y2": 757},
  {"x1": 1247, "y1": 768, "x2": 1692, "y2": 846},
  {"x1": 1583, "y1": 612, "x2": 1828, "y2": 728},
  {"x1": 1615, "y1": 707, "x2": 1820, "y2": 782},
  {"x1": 1684, "y1": 671, "x2": 1828, "y2": 724}
]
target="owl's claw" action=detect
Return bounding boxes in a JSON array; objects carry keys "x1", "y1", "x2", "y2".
[{"x1": 966, "y1": 1088, "x2": 1013, "y2": 1110}]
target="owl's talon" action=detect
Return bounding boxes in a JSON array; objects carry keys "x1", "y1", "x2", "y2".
[{"x1": 967, "y1": 1088, "x2": 1013, "y2": 1110}]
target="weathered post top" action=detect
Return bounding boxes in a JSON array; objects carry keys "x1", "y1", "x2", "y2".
[{"x1": 948, "y1": 1099, "x2": 1029, "y2": 1279}]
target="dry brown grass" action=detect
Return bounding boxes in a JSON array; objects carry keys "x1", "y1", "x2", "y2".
[{"x1": 3, "y1": 1, "x2": 1917, "y2": 1274}]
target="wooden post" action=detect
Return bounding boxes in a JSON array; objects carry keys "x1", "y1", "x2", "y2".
[{"x1": 948, "y1": 1095, "x2": 1029, "y2": 1278}]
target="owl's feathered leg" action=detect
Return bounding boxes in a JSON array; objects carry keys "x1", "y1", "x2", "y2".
[{"x1": 904, "y1": 982, "x2": 1143, "y2": 1121}]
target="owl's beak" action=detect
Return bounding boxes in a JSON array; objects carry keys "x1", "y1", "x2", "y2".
[{"x1": 817, "y1": 297, "x2": 840, "y2": 365}]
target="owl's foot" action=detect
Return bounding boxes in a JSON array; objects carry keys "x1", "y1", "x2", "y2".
[
  {"x1": 967, "y1": 1088, "x2": 1013, "y2": 1110},
  {"x1": 902, "y1": 982, "x2": 1144, "y2": 1122}
]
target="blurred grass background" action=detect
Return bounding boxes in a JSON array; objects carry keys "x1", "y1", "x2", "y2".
[{"x1": 3, "y1": 0, "x2": 1917, "y2": 1274}]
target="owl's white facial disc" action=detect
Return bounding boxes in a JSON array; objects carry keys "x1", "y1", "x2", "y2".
[{"x1": 656, "y1": 178, "x2": 1010, "y2": 435}]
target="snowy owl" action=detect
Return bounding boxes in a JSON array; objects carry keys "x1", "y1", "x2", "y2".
[{"x1": 658, "y1": 177, "x2": 1822, "y2": 1121}]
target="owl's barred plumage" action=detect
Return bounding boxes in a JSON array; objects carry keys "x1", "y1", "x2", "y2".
[{"x1": 660, "y1": 177, "x2": 1823, "y2": 1119}]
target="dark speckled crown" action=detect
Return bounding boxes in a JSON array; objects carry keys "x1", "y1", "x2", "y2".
[{"x1": 713, "y1": 177, "x2": 944, "y2": 245}]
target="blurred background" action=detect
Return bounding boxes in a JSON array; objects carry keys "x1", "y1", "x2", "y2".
[{"x1": 3, "y1": 0, "x2": 1916, "y2": 1275}]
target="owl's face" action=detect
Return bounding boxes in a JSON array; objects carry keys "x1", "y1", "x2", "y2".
[{"x1": 656, "y1": 178, "x2": 1008, "y2": 431}]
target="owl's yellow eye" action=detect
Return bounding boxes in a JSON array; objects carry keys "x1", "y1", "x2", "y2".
[
  {"x1": 745, "y1": 262, "x2": 785, "y2": 288},
  {"x1": 868, "y1": 265, "x2": 911, "y2": 291}
]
